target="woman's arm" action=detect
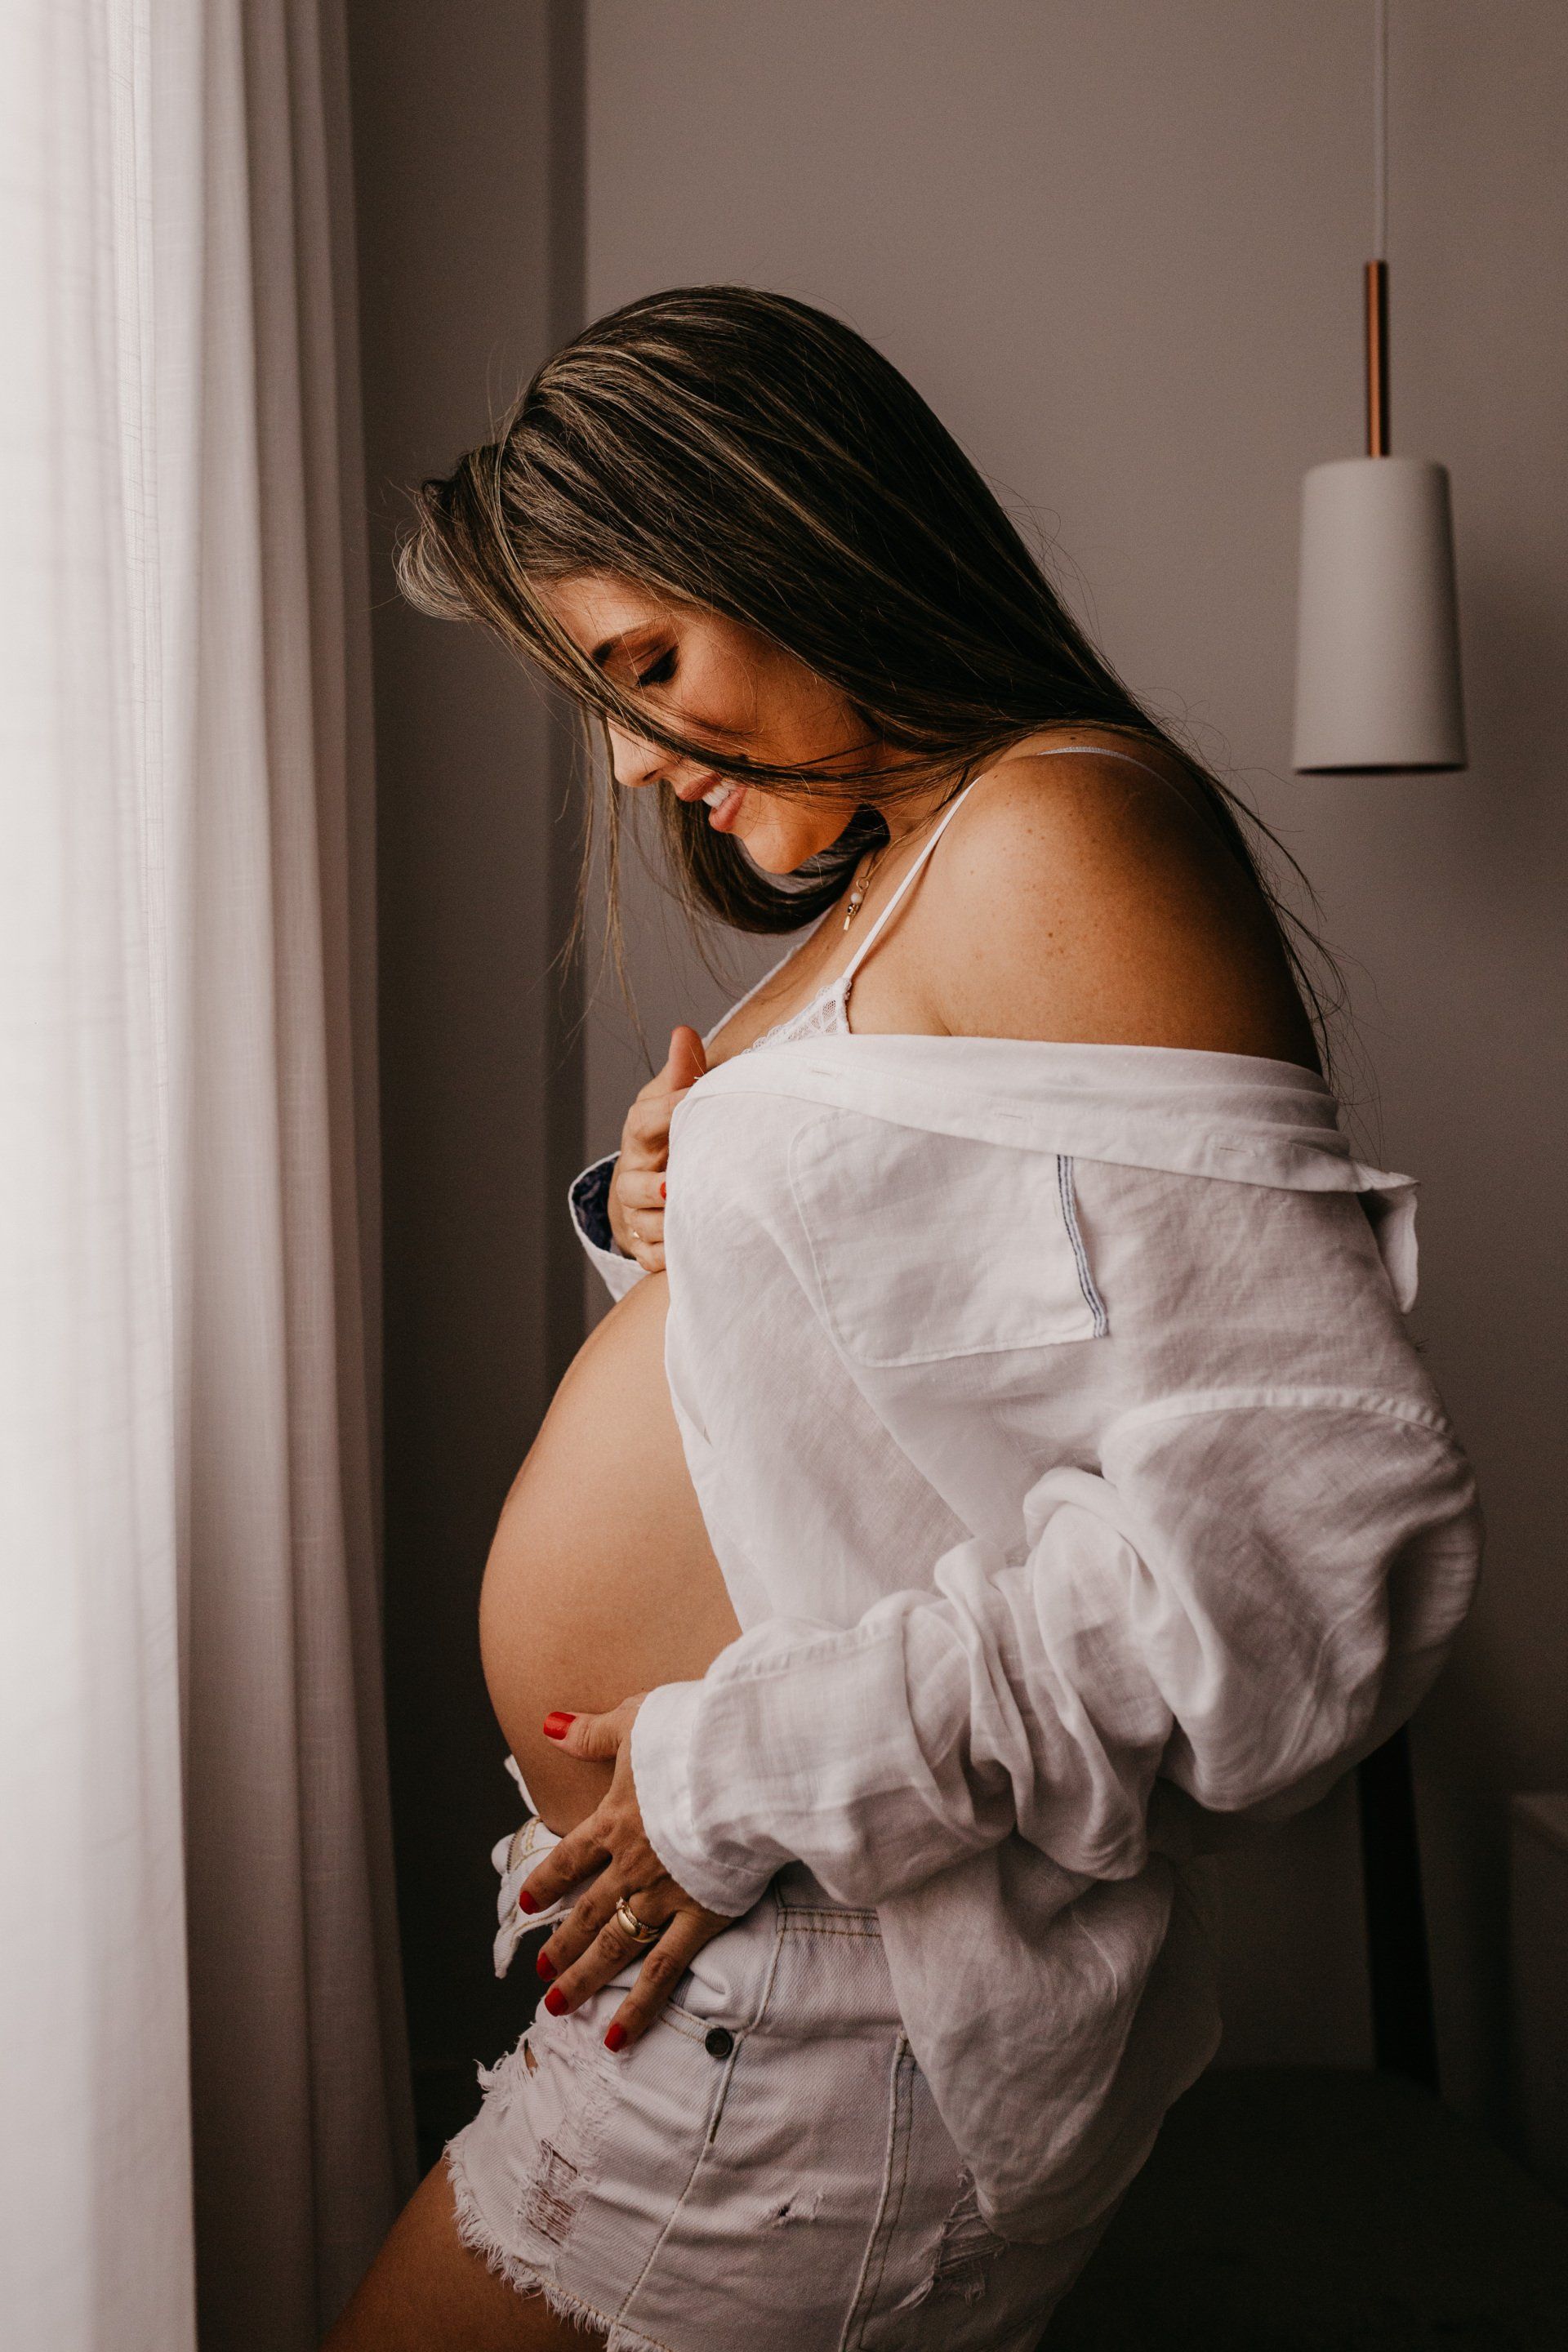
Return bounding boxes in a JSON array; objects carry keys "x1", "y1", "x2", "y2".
[
  {"x1": 522, "y1": 1273, "x2": 1480, "y2": 1998},
  {"x1": 619, "y1": 1379, "x2": 1480, "y2": 1915}
]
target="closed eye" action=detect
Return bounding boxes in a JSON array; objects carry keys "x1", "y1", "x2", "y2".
[{"x1": 635, "y1": 648, "x2": 677, "y2": 690}]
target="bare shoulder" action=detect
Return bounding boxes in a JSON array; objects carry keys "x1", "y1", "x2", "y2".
[{"x1": 915, "y1": 733, "x2": 1319, "y2": 1067}]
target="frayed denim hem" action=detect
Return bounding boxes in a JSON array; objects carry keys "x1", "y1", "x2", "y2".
[{"x1": 444, "y1": 2136, "x2": 678, "y2": 2352}]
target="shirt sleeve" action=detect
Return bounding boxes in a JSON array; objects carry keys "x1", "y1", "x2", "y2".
[
  {"x1": 630, "y1": 1388, "x2": 1481, "y2": 1917},
  {"x1": 568, "y1": 1153, "x2": 646, "y2": 1303}
]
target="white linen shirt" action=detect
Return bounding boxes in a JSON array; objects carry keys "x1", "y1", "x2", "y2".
[{"x1": 570, "y1": 1036, "x2": 1481, "y2": 2242}]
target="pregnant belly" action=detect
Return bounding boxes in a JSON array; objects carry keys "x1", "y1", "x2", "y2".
[{"x1": 479, "y1": 1270, "x2": 741, "y2": 1834}]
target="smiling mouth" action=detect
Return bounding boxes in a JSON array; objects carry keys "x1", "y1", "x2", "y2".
[
  {"x1": 707, "y1": 783, "x2": 746, "y2": 831},
  {"x1": 677, "y1": 772, "x2": 746, "y2": 828}
]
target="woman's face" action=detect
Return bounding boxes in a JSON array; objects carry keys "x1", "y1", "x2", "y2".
[{"x1": 539, "y1": 572, "x2": 881, "y2": 874}]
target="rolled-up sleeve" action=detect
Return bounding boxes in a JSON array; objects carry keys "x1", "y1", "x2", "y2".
[
  {"x1": 630, "y1": 1387, "x2": 1481, "y2": 1917},
  {"x1": 568, "y1": 1153, "x2": 646, "y2": 1302}
]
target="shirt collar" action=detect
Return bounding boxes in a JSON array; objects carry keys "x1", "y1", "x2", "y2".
[{"x1": 689, "y1": 1034, "x2": 1405, "y2": 1201}]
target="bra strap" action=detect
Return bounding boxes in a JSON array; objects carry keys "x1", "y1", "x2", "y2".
[
  {"x1": 840, "y1": 779, "x2": 982, "y2": 983},
  {"x1": 840, "y1": 743, "x2": 1178, "y2": 987},
  {"x1": 846, "y1": 738, "x2": 1175, "y2": 987}
]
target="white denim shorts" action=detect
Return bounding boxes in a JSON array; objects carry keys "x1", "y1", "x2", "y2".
[{"x1": 444, "y1": 1762, "x2": 1117, "y2": 2352}]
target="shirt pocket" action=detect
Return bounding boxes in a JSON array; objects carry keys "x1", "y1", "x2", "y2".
[{"x1": 789, "y1": 1113, "x2": 1107, "y2": 1367}]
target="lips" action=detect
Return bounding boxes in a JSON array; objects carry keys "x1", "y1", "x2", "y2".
[
  {"x1": 675, "y1": 770, "x2": 746, "y2": 830},
  {"x1": 705, "y1": 781, "x2": 746, "y2": 832}
]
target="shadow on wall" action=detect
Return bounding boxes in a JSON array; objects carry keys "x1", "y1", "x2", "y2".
[{"x1": 346, "y1": 0, "x2": 589, "y2": 2114}]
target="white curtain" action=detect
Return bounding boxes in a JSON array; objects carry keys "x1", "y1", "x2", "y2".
[{"x1": 0, "y1": 3, "x2": 413, "y2": 2347}]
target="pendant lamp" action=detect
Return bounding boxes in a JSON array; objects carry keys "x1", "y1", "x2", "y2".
[{"x1": 1291, "y1": 0, "x2": 1467, "y2": 773}]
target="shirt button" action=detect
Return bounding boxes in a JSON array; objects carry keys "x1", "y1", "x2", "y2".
[{"x1": 704, "y1": 2027, "x2": 734, "y2": 2060}]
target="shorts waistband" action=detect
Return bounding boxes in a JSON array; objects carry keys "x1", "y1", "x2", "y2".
[{"x1": 492, "y1": 1754, "x2": 876, "y2": 1980}]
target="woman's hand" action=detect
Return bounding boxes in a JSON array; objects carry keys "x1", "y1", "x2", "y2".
[
  {"x1": 608, "y1": 1026, "x2": 707, "y2": 1274},
  {"x1": 518, "y1": 1695, "x2": 733, "y2": 2050}
]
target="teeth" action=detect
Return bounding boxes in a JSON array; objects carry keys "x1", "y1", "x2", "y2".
[{"x1": 702, "y1": 782, "x2": 729, "y2": 807}]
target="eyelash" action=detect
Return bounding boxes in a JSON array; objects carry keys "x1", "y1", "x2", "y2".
[{"x1": 635, "y1": 648, "x2": 676, "y2": 689}]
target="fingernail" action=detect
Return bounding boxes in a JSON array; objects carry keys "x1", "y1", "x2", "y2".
[
  {"x1": 516, "y1": 1887, "x2": 538, "y2": 1915},
  {"x1": 542, "y1": 1712, "x2": 576, "y2": 1740},
  {"x1": 536, "y1": 1951, "x2": 556, "y2": 1982},
  {"x1": 660, "y1": 1182, "x2": 666, "y2": 1199},
  {"x1": 604, "y1": 2024, "x2": 627, "y2": 2053},
  {"x1": 543, "y1": 1985, "x2": 568, "y2": 2016}
]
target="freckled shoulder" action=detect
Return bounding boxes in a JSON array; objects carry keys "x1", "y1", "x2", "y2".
[{"x1": 913, "y1": 743, "x2": 1317, "y2": 1065}]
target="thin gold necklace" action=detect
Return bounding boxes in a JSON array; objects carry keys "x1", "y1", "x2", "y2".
[
  {"x1": 841, "y1": 839, "x2": 891, "y2": 929},
  {"x1": 840, "y1": 791, "x2": 955, "y2": 930}
]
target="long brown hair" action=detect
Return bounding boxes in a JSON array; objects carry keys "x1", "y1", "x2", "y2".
[{"x1": 397, "y1": 284, "x2": 1334, "y2": 1045}]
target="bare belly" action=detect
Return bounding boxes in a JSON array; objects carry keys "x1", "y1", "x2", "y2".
[{"x1": 479, "y1": 1272, "x2": 742, "y2": 1834}]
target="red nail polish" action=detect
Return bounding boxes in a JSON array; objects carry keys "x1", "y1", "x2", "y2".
[
  {"x1": 604, "y1": 2024, "x2": 627, "y2": 2053},
  {"x1": 536, "y1": 1951, "x2": 556, "y2": 1983},
  {"x1": 543, "y1": 1985, "x2": 568, "y2": 2016},
  {"x1": 542, "y1": 1712, "x2": 576, "y2": 1741},
  {"x1": 516, "y1": 1887, "x2": 538, "y2": 1915},
  {"x1": 659, "y1": 1182, "x2": 666, "y2": 1199}
]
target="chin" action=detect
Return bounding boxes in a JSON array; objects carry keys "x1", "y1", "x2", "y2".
[
  {"x1": 738, "y1": 827, "x2": 816, "y2": 876},
  {"x1": 741, "y1": 807, "x2": 852, "y2": 877}
]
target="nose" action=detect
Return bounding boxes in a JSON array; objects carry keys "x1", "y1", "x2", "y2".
[{"x1": 606, "y1": 721, "x2": 666, "y2": 791}]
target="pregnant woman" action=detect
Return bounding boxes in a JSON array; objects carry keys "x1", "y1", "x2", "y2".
[{"x1": 327, "y1": 288, "x2": 1480, "y2": 2351}]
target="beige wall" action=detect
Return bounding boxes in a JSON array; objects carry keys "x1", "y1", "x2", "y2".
[{"x1": 582, "y1": 0, "x2": 1568, "y2": 2125}]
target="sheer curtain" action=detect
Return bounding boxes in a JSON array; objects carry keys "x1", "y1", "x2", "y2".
[{"x1": 0, "y1": 3, "x2": 412, "y2": 2346}]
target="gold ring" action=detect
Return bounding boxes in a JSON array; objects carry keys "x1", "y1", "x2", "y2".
[{"x1": 613, "y1": 1895, "x2": 662, "y2": 1946}]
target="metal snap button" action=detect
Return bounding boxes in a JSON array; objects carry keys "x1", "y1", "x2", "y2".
[{"x1": 704, "y1": 2026, "x2": 734, "y2": 2059}]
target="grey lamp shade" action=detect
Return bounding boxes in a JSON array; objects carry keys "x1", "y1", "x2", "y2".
[{"x1": 1292, "y1": 455, "x2": 1467, "y2": 773}]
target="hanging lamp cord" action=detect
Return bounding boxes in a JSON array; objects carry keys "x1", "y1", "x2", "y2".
[{"x1": 1365, "y1": 0, "x2": 1391, "y2": 457}]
